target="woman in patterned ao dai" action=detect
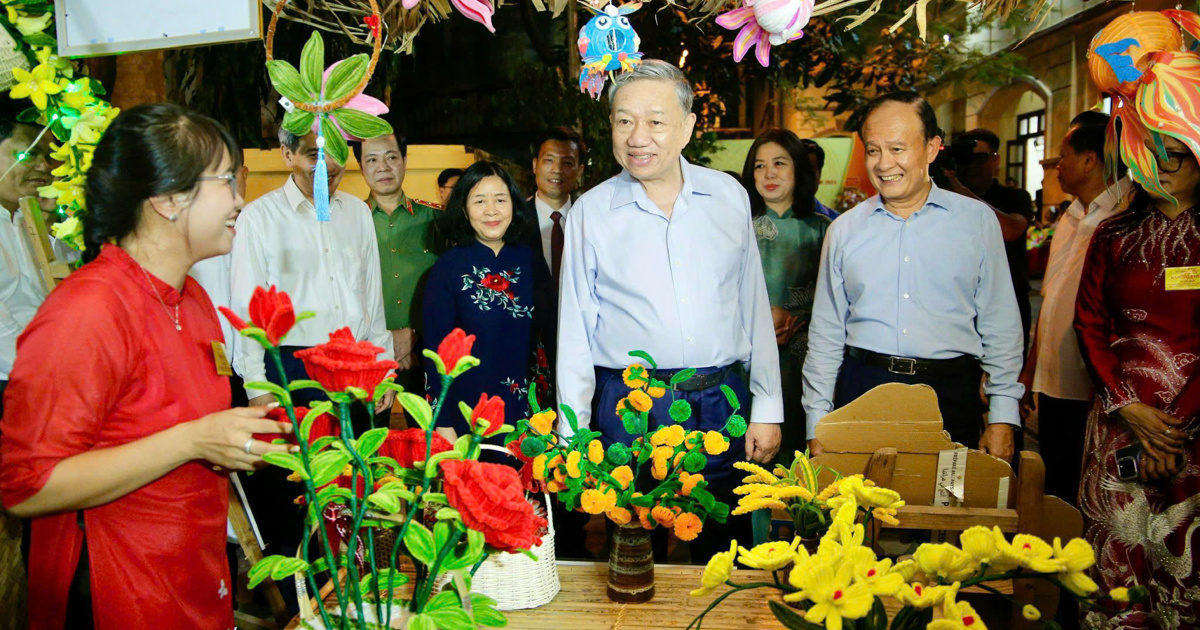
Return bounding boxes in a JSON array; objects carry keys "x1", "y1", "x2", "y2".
[
  {"x1": 422, "y1": 161, "x2": 552, "y2": 444},
  {"x1": 1074, "y1": 135, "x2": 1200, "y2": 629}
]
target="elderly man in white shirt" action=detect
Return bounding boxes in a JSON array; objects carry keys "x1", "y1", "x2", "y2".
[
  {"x1": 557, "y1": 60, "x2": 782, "y2": 560},
  {"x1": 1019, "y1": 111, "x2": 1127, "y2": 505},
  {"x1": 0, "y1": 116, "x2": 57, "y2": 415}
]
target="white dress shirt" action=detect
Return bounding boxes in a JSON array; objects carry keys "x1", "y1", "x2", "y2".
[
  {"x1": 230, "y1": 177, "x2": 394, "y2": 398},
  {"x1": 533, "y1": 192, "x2": 571, "y2": 270},
  {"x1": 556, "y1": 157, "x2": 783, "y2": 433},
  {"x1": 189, "y1": 253, "x2": 236, "y2": 356},
  {"x1": 802, "y1": 182, "x2": 1025, "y2": 437},
  {"x1": 1033, "y1": 179, "x2": 1128, "y2": 401},
  {"x1": 0, "y1": 206, "x2": 48, "y2": 379}
]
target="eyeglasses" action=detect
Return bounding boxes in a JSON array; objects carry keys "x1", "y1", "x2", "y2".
[
  {"x1": 199, "y1": 174, "x2": 238, "y2": 198},
  {"x1": 1155, "y1": 150, "x2": 1193, "y2": 174}
]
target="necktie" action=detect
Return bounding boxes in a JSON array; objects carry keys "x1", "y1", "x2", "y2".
[{"x1": 551, "y1": 210, "x2": 564, "y2": 285}]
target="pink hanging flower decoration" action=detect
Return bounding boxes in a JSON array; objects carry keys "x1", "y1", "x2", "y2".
[
  {"x1": 450, "y1": 0, "x2": 496, "y2": 33},
  {"x1": 716, "y1": 0, "x2": 813, "y2": 67},
  {"x1": 311, "y1": 60, "x2": 390, "y2": 140}
]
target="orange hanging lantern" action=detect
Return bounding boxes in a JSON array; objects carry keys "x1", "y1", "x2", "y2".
[{"x1": 1087, "y1": 11, "x2": 1184, "y2": 96}]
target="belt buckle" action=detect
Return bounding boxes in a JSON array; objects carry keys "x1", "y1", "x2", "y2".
[{"x1": 888, "y1": 356, "x2": 917, "y2": 376}]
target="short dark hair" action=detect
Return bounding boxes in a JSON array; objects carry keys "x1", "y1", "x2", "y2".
[
  {"x1": 1067, "y1": 111, "x2": 1126, "y2": 178},
  {"x1": 532, "y1": 127, "x2": 586, "y2": 162},
  {"x1": 856, "y1": 91, "x2": 940, "y2": 142},
  {"x1": 84, "y1": 103, "x2": 240, "y2": 262},
  {"x1": 740, "y1": 128, "x2": 818, "y2": 218},
  {"x1": 960, "y1": 128, "x2": 1001, "y2": 153},
  {"x1": 438, "y1": 168, "x2": 464, "y2": 188},
  {"x1": 351, "y1": 132, "x2": 408, "y2": 164},
  {"x1": 435, "y1": 160, "x2": 534, "y2": 251},
  {"x1": 801, "y1": 138, "x2": 825, "y2": 170}
]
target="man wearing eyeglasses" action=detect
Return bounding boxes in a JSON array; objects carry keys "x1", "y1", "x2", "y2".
[{"x1": 958, "y1": 128, "x2": 1035, "y2": 355}]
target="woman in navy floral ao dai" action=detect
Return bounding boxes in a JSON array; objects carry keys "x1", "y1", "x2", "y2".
[{"x1": 422, "y1": 161, "x2": 552, "y2": 444}]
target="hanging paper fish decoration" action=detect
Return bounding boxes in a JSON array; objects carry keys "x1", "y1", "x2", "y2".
[{"x1": 578, "y1": 2, "x2": 643, "y2": 99}]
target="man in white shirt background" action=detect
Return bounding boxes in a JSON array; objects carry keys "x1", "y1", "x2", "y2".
[
  {"x1": 1019, "y1": 111, "x2": 1127, "y2": 506},
  {"x1": 530, "y1": 127, "x2": 585, "y2": 286},
  {"x1": 230, "y1": 125, "x2": 396, "y2": 560},
  {"x1": 0, "y1": 98, "x2": 57, "y2": 417}
]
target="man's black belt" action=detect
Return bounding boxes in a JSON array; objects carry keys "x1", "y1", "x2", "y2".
[
  {"x1": 601, "y1": 364, "x2": 736, "y2": 392},
  {"x1": 847, "y1": 347, "x2": 977, "y2": 377}
]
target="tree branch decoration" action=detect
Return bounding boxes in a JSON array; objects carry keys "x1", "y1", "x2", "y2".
[{"x1": 2, "y1": 0, "x2": 118, "y2": 252}]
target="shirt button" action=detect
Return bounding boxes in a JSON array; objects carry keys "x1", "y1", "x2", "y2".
[
  {"x1": 680, "y1": 297, "x2": 687, "y2": 305},
  {"x1": 391, "y1": 248, "x2": 397, "y2": 253},
  {"x1": 335, "y1": 305, "x2": 340, "y2": 310},
  {"x1": 902, "y1": 329, "x2": 909, "y2": 335},
  {"x1": 397, "y1": 299, "x2": 403, "y2": 305},
  {"x1": 687, "y1": 336, "x2": 694, "y2": 343},
  {"x1": 329, "y1": 276, "x2": 334, "y2": 281},
  {"x1": 324, "y1": 248, "x2": 329, "y2": 253},
  {"x1": 903, "y1": 293, "x2": 909, "y2": 299},
  {"x1": 393, "y1": 273, "x2": 399, "y2": 279},
  {"x1": 903, "y1": 256, "x2": 909, "y2": 263}
]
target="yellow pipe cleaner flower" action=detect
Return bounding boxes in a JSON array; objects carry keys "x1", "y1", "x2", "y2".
[
  {"x1": 927, "y1": 584, "x2": 989, "y2": 630},
  {"x1": 622, "y1": 364, "x2": 649, "y2": 387},
  {"x1": 607, "y1": 506, "x2": 633, "y2": 525},
  {"x1": 894, "y1": 582, "x2": 954, "y2": 608},
  {"x1": 738, "y1": 538, "x2": 801, "y2": 571},
  {"x1": 587, "y1": 439, "x2": 604, "y2": 464},
  {"x1": 733, "y1": 461, "x2": 778, "y2": 484},
  {"x1": 912, "y1": 543, "x2": 979, "y2": 582},
  {"x1": 702, "y1": 430, "x2": 728, "y2": 455},
  {"x1": 529, "y1": 410, "x2": 555, "y2": 436},
  {"x1": 650, "y1": 424, "x2": 685, "y2": 447},
  {"x1": 610, "y1": 465, "x2": 634, "y2": 489},
  {"x1": 566, "y1": 451, "x2": 583, "y2": 478},
  {"x1": 787, "y1": 561, "x2": 873, "y2": 630},
  {"x1": 651, "y1": 504, "x2": 676, "y2": 527},
  {"x1": 1053, "y1": 537, "x2": 1099, "y2": 595},
  {"x1": 691, "y1": 540, "x2": 738, "y2": 597},
  {"x1": 674, "y1": 512, "x2": 702, "y2": 541},
  {"x1": 627, "y1": 389, "x2": 653, "y2": 413}
]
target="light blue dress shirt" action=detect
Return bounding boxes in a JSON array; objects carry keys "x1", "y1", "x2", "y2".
[
  {"x1": 556, "y1": 157, "x2": 784, "y2": 432},
  {"x1": 801, "y1": 181, "x2": 1024, "y2": 438}
]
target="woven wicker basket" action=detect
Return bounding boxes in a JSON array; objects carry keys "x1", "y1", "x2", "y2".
[{"x1": 453, "y1": 444, "x2": 560, "y2": 611}]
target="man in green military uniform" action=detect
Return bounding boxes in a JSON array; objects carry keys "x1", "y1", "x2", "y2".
[{"x1": 354, "y1": 133, "x2": 440, "y2": 391}]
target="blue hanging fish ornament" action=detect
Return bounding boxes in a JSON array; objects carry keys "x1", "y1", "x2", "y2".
[{"x1": 578, "y1": 2, "x2": 644, "y2": 99}]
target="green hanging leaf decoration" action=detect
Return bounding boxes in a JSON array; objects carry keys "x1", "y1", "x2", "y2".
[
  {"x1": 332, "y1": 107, "x2": 393, "y2": 140},
  {"x1": 320, "y1": 116, "x2": 349, "y2": 165},
  {"x1": 299, "y1": 31, "x2": 325, "y2": 97},
  {"x1": 265, "y1": 60, "x2": 311, "y2": 103},
  {"x1": 282, "y1": 109, "x2": 315, "y2": 137},
  {"x1": 324, "y1": 54, "x2": 369, "y2": 101}
]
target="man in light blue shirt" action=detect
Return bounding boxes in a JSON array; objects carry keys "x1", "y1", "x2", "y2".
[
  {"x1": 801, "y1": 92, "x2": 1024, "y2": 462},
  {"x1": 557, "y1": 60, "x2": 783, "y2": 557}
]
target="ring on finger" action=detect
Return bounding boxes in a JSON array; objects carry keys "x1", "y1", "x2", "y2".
[{"x1": 243, "y1": 438, "x2": 256, "y2": 455}]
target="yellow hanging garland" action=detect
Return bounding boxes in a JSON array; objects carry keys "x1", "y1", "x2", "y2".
[{"x1": 2, "y1": 0, "x2": 118, "y2": 252}]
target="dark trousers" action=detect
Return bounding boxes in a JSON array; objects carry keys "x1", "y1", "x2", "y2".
[
  {"x1": 590, "y1": 365, "x2": 753, "y2": 563},
  {"x1": 835, "y1": 350, "x2": 985, "y2": 448},
  {"x1": 1037, "y1": 394, "x2": 1089, "y2": 506}
]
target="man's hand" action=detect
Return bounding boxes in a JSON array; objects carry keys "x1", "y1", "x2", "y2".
[
  {"x1": 375, "y1": 389, "x2": 396, "y2": 414},
  {"x1": 392, "y1": 328, "x2": 416, "y2": 371},
  {"x1": 248, "y1": 394, "x2": 275, "y2": 408},
  {"x1": 979, "y1": 423, "x2": 1015, "y2": 462},
  {"x1": 435, "y1": 426, "x2": 458, "y2": 444},
  {"x1": 744, "y1": 423, "x2": 782, "y2": 463},
  {"x1": 1018, "y1": 368, "x2": 1036, "y2": 421},
  {"x1": 806, "y1": 438, "x2": 825, "y2": 457}
]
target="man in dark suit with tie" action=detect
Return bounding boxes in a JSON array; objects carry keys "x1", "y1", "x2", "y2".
[{"x1": 529, "y1": 127, "x2": 586, "y2": 287}]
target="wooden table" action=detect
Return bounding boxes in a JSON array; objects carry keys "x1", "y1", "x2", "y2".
[{"x1": 286, "y1": 561, "x2": 1009, "y2": 629}]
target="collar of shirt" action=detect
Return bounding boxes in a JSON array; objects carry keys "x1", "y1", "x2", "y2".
[
  {"x1": 866, "y1": 179, "x2": 952, "y2": 219},
  {"x1": 609, "y1": 156, "x2": 713, "y2": 215},
  {"x1": 283, "y1": 175, "x2": 345, "y2": 216},
  {"x1": 369, "y1": 192, "x2": 413, "y2": 217},
  {"x1": 534, "y1": 191, "x2": 572, "y2": 221}
]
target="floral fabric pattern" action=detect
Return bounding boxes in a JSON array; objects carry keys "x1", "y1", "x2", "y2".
[{"x1": 461, "y1": 266, "x2": 533, "y2": 318}]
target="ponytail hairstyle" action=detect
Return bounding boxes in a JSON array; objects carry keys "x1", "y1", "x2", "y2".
[{"x1": 83, "y1": 103, "x2": 240, "y2": 262}]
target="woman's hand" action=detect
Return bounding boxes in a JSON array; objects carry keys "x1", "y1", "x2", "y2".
[
  {"x1": 184, "y1": 405, "x2": 296, "y2": 471},
  {"x1": 1117, "y1": 402, "x2": 1186, "y2": 459},
  {"x1": 771, "y1": 306, "x2": 802, "y2": 346},
  {"x1": 1139, "y1": 450, "x2": 1183, "y2": 482}
]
